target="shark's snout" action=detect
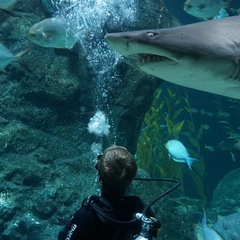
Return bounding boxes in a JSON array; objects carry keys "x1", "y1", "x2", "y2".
[{"x1": 105, "y1": 33, "x2": 131, "y2": 56}]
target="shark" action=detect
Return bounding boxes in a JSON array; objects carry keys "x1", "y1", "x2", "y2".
[{"x1": 105, "y1": 16, "x2": 240, "y2": 99}]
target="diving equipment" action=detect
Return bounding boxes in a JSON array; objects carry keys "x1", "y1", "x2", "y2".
[
  {"x1": 91, "y1": 161, "x2": 181, "y2": 240},
  {"x1": 132, "y1": 213, "x2": 161, "y2": 240}
]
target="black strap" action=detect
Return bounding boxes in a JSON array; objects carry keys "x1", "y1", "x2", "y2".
[{"x1": 83, "y1": 195, "x2": 138, "y2": 225}]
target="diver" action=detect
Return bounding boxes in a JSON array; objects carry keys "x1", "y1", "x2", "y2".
[{"x1": 58, "y1": 145, "x2": 157, "y2": 240}]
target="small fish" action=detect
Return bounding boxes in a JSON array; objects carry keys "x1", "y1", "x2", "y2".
[
  {"x1": 205, "y1": 112, "x2": 213, "y2": 117},
  {"x1": 0, "y1": 43, "x2": 29, "y2": 71},
  {"x1": 205, "y1": 145, "x2": 215, "y2": 152},
  {"x1": 190, "y1": 108, "x2": 199, "y2": 113},
  {"x1": 229, "y1": 105, "x2": 239, "y2": 109},
  {"x1": 202, "y1": 208, "x2": 222, "y2": 240},
  {"x1": 202, "y1": 124, "x2": 210, "y2": 130},
  {"x1": 28, "y1": 17, "x2": 79, "y2": 49},
  {"x1": 218, "y1": 111, "x2": 230, "y2": 118},
  {"x1": 183, "y1": 0, "x2": 227, "y2": 19},
  {"x1": 230, "y1": 151, "x2": 236, "y2": 162},
  {"x1": 181, "y1": 131, "x2": 192, "y2": 137},
  {"x1": 0, "y1": 0, "x2": 18, "y2": 10},
  {"x1": 200, "y1": 109, "x2": 213, "y2": 116},
  {"x1": 165, "y1": 139, "x2": 198, "y2": 170},
  {"x1": 219, "y1": 120, "x2": 230, "y2": 125}
]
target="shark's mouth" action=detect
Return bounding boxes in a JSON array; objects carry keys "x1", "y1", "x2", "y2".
[{"x1": 130, "y1": 53, "x2": 171, "y2": 65}]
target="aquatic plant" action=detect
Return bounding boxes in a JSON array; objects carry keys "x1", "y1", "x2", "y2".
[{"x1": 136, "y1": 86, "x2": 206, "y2": 199}]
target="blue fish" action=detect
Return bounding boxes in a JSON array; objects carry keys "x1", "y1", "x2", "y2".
[
  {"x1": 165, "y1": 140, "x2": 198, "y2": 170},
  {"x1": 0, "y1": 44, "x2": 29, "y2": 71}
]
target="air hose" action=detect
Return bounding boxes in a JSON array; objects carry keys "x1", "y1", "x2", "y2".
[{"x1": 89, "y1": 177, "x2": 181, "y2": 225}]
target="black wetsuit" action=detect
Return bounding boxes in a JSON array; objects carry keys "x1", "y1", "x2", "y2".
[{"x1": 58, "y1": 195, "x2": 151, "y2": 240}]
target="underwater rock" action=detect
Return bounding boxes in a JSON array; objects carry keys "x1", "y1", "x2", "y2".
[
  {"x1": 154, "y1": 195, "x2": 202, "y2": 240},
  {"x1": 212, "y1": 168, "x2": 240, "y2": 211},
  {"x1": 0, "y1": 121, "x2": 81, "y2": 157}
]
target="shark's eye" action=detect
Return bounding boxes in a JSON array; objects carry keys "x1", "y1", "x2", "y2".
[{"x1": 147, "y1": 32, "x2": 155, "y2": 38}]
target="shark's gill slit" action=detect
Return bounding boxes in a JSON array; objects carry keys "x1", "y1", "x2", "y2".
[{"x1": 230, "y1": 64, "x2": 240, "y2": 79}]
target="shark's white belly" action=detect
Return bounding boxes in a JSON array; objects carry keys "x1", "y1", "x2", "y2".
[{"x1": 140, "y1": 57, "x2": 240, "y2": 99}]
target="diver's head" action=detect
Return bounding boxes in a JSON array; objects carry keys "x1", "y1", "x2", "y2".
[{"x1": 96, "y1": 145, "x2": 137, "y2": 199}]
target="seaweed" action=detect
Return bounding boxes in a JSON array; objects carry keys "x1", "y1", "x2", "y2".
[{"x1": 136, "y1": 86, "x2": 206, "y2": 200}]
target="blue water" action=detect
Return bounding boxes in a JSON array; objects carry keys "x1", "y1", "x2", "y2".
[
  {"x1": 164, "y1": 0, "x2": 200, "y2": 24},
  {"x1": 161, "y1": 0, "x2": 240, "y2": 200}
]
